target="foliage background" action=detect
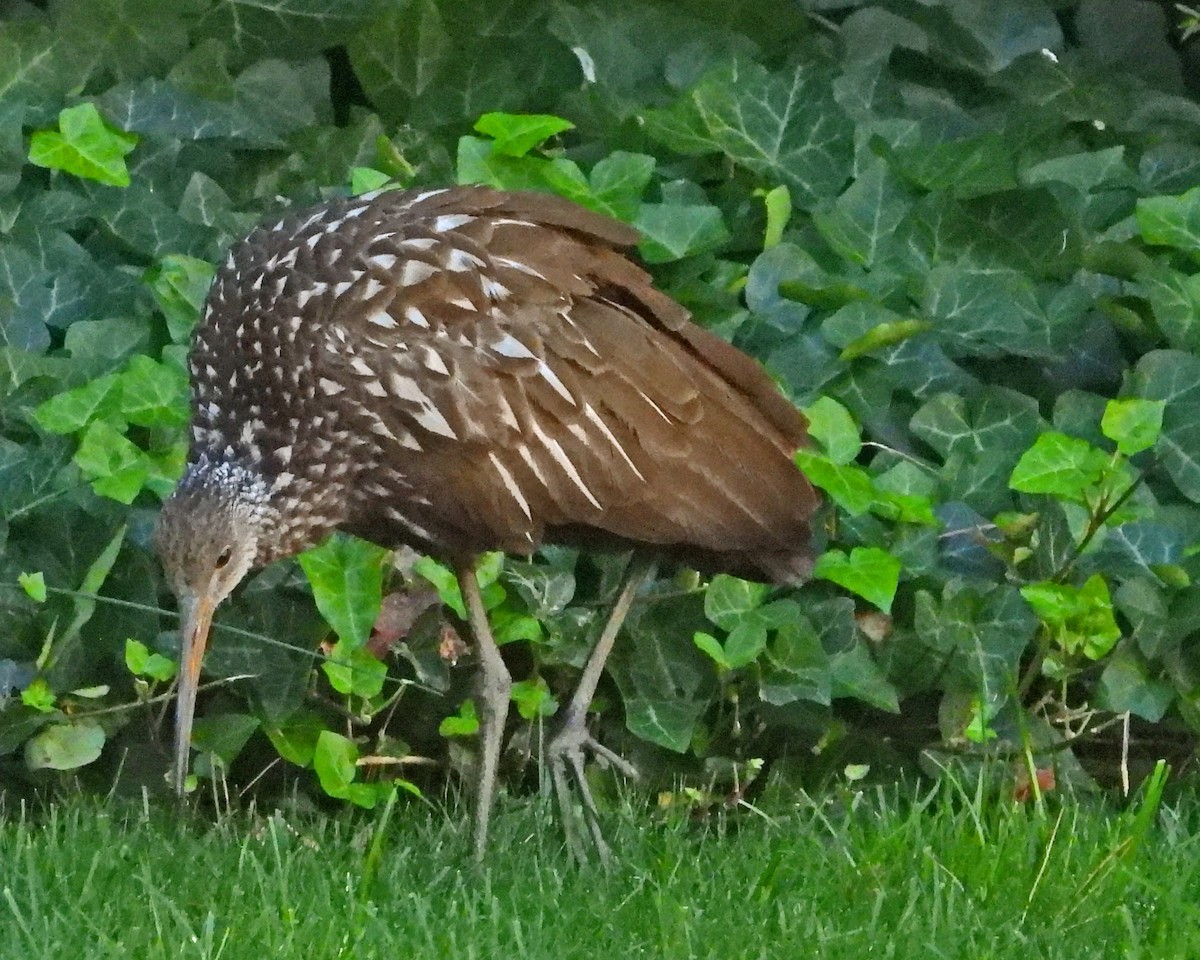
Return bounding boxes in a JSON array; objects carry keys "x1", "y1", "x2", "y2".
[{"x1": 2, "y1": 0, "x2": 1199, "y2": 806}]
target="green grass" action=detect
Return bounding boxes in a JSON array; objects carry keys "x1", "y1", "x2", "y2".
[{"x1": 3, "y1": 777, "x2": 1199, "y2": 960}]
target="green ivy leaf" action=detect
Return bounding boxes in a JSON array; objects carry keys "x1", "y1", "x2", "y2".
[
  {"x1": 1136, "y1": 186, "x2": 1200, "y2": 255},
  {"x1": 794, "y1": 450, "x2": 875, "y2": 515},
  {"x1": 813, "y1": 547, "x2": 901, "y2": 613},
  {"x1": 124, "y1": 638, "x2": 177, "y2": 683},
  {"x1": 704, "y1": 575, "x2": 769, "y2": 630},
  {"x1": 322, "y1": 639, "x2": 387, "y2": 698},
  {"x1": 1021, "y1": 574, "x2": 1121, "y2": 660},
  {"x1": 298, "y1": 535, "x2": 388, "y2": 648},
  {"x1": 1101, "y1": 398, "x2": 1165, "y2": 456},
  {"x1": 635, "y1": 203, "x2": 730, "y2": 263},
  {"x1": 20, "y1": 677, "x2": 56, "y2": 713},
  {"x1": 28, "y1": 103, "x2": 138, "y2": 187},
  {"x1": 264, "y1": 712, "x2": 325, "y2": 767},
  {"x1": 25, "y1": 721, "x2": 105, "y2": 770},
  {"x1": 414, "y1": 553, "x2": 505, "y2": 619},
  {"x1": 118, "y1": 355, "x2": 189, "y2": 429},
  {"x1": 473, "y1": 112, "x2": 574, "y2": 157},
  {"x1": 350, "y1": 166, "x2": 393, "y2": 195},
  {"x1": 802, "y1": 396, "x2": 861, "y2": 465},
  {"x1": 829, "y1": 641, "x2": 899, "y2": 712},
  {"x1": 723, "y1": 619, "x2": 768, "y2": 669},
  {"x1": 1009, "y1": 431, "x2": 1112, "y2": 500},
  {"x1": 18, "y1": 572, "x2": 46, "y2": 603},
  {"x1": 438, "y1": 698, "x2": 479, "y2": 737},
  {"x1": 145, "y1": 254, "x2": 215, "y2": 344},
  {"x1": 511, "y1": 677, "x2": 557, "y2": 721},
  {"x1": 693, "y1": 631, "x2": 731, "y2": 671},
  {"x1": 34, "y1": 375, "x2": 123, "y2": 435},
  {"x1": 313, "y1": 730, "x2": 362, "y2": 802},
  {"x1": 74, "y1": 421, "x2": 151, "y2": 504}
]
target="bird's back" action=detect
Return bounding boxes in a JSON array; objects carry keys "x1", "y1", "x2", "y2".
[{"x1": 187, "y1": 186, "x2": 818, "y2": 583}]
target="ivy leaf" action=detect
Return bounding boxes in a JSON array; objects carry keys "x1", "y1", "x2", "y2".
[
  {"x1": 298, "y1": 535, "x2": 388, "y2": 648},
  {"x1": 322, "y1": 639, "x2": 387, "y2": 698},
  {"x1": 18, "y1": 572, "x2": 46, "y2": 603},
  {"x1": 28, "y1": 103, "x2": 138, "y2": 187},
  {"x1": 1101, "y1": 398, "x2": 1165, "y2": 456},
  {"x1": 794, "y1": 451, "x2": 875, "y2": 515},
  {"x1": 145, "y1": 254, "x2": 215, "y2": 344},
  {"x1": 474, "y1": 112, "x2": 574, "y2": 157},
  {"x1": 438, "y1": 698, "x2": 479, "y2": 737},
  {"x1": 34, "y1": 375, "x2": 123, "y2": 435},
  {"x1": 74, "y1": 421, "x2": 151, "y2": 504},
  {"x1": 117, "y1": 355, "x2": 189, "y2": 429},
  {"x1": 704, "y1": 574, "x2": 769, "y2": 630},
  {"x1": 20, "y1": 677, "x2": 56, "y2": 713},
  {"x1": 1136, "y1": 186, "x2": 1200, "y2": 255},
  {"x1": 314, "y1": 730, "x2": 364, "y2": 804},
  {"x1": 124, "y1": 638, "x2": 177, "y2": 682},
  {"x1": 1009, "y1": 431, "x2": 1112, "y2": 500},
  {"x1": 693, "y1": 631, "x2": 731, "y2": 671},
  {"x1": 635, "y1": 203, "x2": 730, "y2": 263},
  {"x1": 350, "y1": 166, "x2": 393, "y2": 195},
  {"x1": 25, "y1": 721, "x2": 105, "y2": 770},
  {"x1": 813, "y1": 547, "x2": 901, "y2": 613},
  {"x1": 511, "y1": 677, "x2": 558, "y2": 720},
  {"x1": 802, "y1": 396, "x2": 861, "y2": 465}
]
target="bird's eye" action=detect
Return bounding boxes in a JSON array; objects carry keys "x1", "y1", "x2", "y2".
[{"x1": 215, "y1": 546, "x2": 234, "y2": 569}]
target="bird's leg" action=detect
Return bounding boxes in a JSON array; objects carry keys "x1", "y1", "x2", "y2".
[
  {"x1": 457, "y1": 560, "x2": 512, "y2": 862},
  {"x1": 548, "y1": 557, "x2": 655, "y2": 864}
]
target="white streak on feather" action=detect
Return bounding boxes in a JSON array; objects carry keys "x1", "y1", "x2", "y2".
[
  {"x1": 583, "y1": 404, "x2": 644, "y2": 481},
  {"x1": 488, "y1": 452, "x2": 532, "y2": 520},
  {"x1": 529, "y1": 420, "x2": 603, "y2": 510},
  {"x1": 537, "y1": 362, "x2": 575, "y2": 405}
]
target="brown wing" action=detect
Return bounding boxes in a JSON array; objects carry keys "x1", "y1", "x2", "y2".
[{"x1": 301, "y1": 186, "x2": 818, "y2": 583}]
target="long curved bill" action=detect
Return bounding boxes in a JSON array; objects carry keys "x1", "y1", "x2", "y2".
[{"x1": 173, "y1": 592, "x2": 216, "y2": 795}]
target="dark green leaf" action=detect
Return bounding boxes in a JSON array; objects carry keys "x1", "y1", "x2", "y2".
[
  {"x1": 1098, "y1": 649, "x2": 1174, "y2": 722},
  {"x1": 635, "y1": 203, "x2": 729, "y2": 263},
  {"x1": 830, "y1": 642, "x2": 898, "y2": 713},
  {"x1": 1136, "y1": 186, "x2": 1200, "y2": 254}
]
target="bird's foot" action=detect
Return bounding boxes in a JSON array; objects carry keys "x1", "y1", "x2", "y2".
[{"x1": 545, "y1": 708, "x2": 638, "y2": 866}]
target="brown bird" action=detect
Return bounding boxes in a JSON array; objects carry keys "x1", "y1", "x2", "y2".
[{"x1": 154, "y1": 185, "x2": 818, "y2": 860}]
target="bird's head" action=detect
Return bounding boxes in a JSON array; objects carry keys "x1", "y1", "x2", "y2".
[{"x1": 154, "y1": 459, "x2": 273, "y2": 794}]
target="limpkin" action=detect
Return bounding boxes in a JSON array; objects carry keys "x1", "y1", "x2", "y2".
[{"x1": 155, "y1": 184, "x2": 819, "y2": 859}]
